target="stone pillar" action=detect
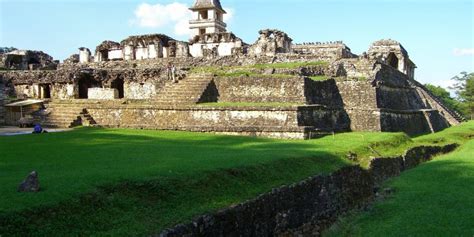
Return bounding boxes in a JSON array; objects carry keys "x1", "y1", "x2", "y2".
[
  {"x1": 123, "y1": 45, "x2": 135, "y2": 60},
  {"x1": 79, "y1": 47, "x2": 91, "y2": 63}
]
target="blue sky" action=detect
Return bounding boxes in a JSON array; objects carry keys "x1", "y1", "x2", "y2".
[{"x1": 1, "y1": 0, "x2": 473, "y2": 89}]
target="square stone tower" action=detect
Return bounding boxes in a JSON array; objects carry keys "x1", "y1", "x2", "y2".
[{"x1": 189, "y1": 0, "x2": 227, "y2": 37}]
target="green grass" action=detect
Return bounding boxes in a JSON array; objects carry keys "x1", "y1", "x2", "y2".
[
  {"x1": 309, "y1": 75, "x2": 330, "y2": 81},
  {"x1": 0, "y1": 122, "x2": 472, "y2": 235},
  {"x1": 323, "y1": 122, "x2": 474, "y2": 237},
  {"x1": 197, "y1": 102, "x2": 303, "y2": 107},
  {"x1": 324, "y1": 139, "x2": 474, "y2": 237}
]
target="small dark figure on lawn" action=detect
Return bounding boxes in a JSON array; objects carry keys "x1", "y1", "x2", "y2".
[
  {"x1": 18, "y1": 171, "x2": 40, "y2": 192},
  {"x1": 33, "y1": 124, "x2": 47, "y2": 134}
]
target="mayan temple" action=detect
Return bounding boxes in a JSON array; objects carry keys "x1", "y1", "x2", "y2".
[{"x1": 0, "y1": 0, "x2": 465, "y2": 139}]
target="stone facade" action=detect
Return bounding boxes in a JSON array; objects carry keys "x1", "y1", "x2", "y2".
[
  {"x1": 159, "y1": 143, "x2": 458, "y2": 236},
  {"x1": 87, "y1": 88, "x2": 118, "y2": 100},
  {"x1": 79, "y1": 47, "x2": 92, "y2": 63},
  {"x1": 367, "y1": 39, "x2": 416, "y2": 79},
  {"x1": 189, "y1": 32, "x2": 244, "y2": 57},
  {"x1": 1, "y1": 50, "x2": 58, "y2": 70},
  {"x1": 248, "y1": 29, "x2": 293, "y2": 56},
  {"x1": 0, "y1": 57, "x2": 457, "y2": 137},
  {"x1": 0, "y1": 0, "x2": 462, "y2": 136},
  {"x1": 293, "y1": 41, "x2": 357, "y2": 60},
  {"x1": 42, "y1": 101, "x2": 349, "y2": 139},
  {"x1": 92, "y1": 35, "x2": 191, "y2": 62}
]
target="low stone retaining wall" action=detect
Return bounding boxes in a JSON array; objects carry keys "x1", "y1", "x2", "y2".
[
  {"x1": 158, "y1": 143, "x2": 458, "y2": 236},
  {"x1": 44, "y1": 101, "x2": 350, "y2": 139}
]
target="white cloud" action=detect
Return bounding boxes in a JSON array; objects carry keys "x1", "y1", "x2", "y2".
[
  {"x1": 132, "y1": 2, "x2": 234, "y2": 37},
  {"x1": 453, "y1": 48, "x2": 474, "y2": 56}
]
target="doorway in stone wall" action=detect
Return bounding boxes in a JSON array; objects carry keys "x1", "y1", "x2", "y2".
[
  {"x1": 387, "y1": 53, "x2": 399, "y2": 69},
  {"x1": 100, "y1": 50, "x2": 109, "y2": 61},
  {"x1": 78, "y1": 75, "x2": 100, "y2": 99},
  {"x1": 39, "y1": 84, "x2": 51, "y2": 99},
  {"x1": 111, "y1": 78, "x2": 124, "y2": 99}
]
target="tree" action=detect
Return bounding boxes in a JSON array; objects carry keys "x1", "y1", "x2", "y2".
[
  {"x1": 424, "y1": 84, "x2": 461, "y2": 114},
  {"x1": 450, "y1": 72, "x2": 474, "y2": 120}
]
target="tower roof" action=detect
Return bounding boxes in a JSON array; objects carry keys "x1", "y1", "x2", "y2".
[{"x1": 189, "y1": 0, "x2": 226, "y2": 13}]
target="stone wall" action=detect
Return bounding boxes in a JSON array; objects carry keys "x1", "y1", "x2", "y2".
[
  {"x1": 51, "y1": 83, "x2": 76, "y2": 99},
  {"x1": 214, "y1": 76, "x2": 305, "y2": 103},
  {"x1": 292, "y1": 41, "x2": 356, "y2": 60},
  {"x1": 124, "y1": 81, "x2": 160, "y2": 100},
  {"x1": 304, "y1": 79, "x2": 344, "y2": 107},
  {"x1": 159, "y1": 143, "x2": 458, "y2": 236},
  {"x1": 336, "y1": 80, "x2": 378, "y2": 109},
  {"x1": 46, "y1": 101, "x2": 349, "y2": 139},
  {"x1": 376, "y1": 86, "x2": 426, "y2": 110},
  {"x1": 345, "y1": 108, "x2": 448, "y2": 136},
  {"x1": 88, "y1": 88, "x2": 118, "y2": 100}
]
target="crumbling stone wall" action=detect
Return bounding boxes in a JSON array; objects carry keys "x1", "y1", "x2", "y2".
[
  {"x1": 158, "y1": 143, "x2": 457, "y2": 236},
  {"x1": 292, "y1": 41, "x2": 356, "y2": 60},
  {"x1": 1, "y1": 50, "x2": 58, "y2": 70},
  {"x1": 189, "y1": 32, "x2": 244, "y2": 57},
  {"x1": 248, "y1": 29, "x2": 292, "y2": 56},
  {"x1": 124, "y1": 82, "x2": 159, "y2": 100},
  {"x1": 367, "y1": 39, "x2": 416, "y2": 79},
  {"x1": 51, "y1": 83, "x2": 76, "y2": 99},
  {"x1": 0, "y1": 68, "x2": 167, "y2": 100}
]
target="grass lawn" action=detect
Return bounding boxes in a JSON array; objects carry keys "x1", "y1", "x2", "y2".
[
  {"x1": 324, "y1": 125, "x2": 474, "y2": 236},
  {"x1": 0, "y1": 122, "x2": 472, "y2": 235}
]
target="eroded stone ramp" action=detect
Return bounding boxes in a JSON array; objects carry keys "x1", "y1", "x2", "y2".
[{"x1": 154, "y1": 73, "x2": 215, "y2": 105}]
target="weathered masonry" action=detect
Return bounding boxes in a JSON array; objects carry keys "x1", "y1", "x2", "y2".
[{"x1": 0, "y1": 0, "x2": 464, "y2": 138}]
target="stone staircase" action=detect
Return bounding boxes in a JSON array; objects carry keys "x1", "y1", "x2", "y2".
[
  {"x1": 34, "y1": 103, "x2": 96, "y2": 128},
  {"x1": 410, "y1": 80, "x2": 466, "y2": 125},
  {"x1": 154, "y1": 73, "x2": 215, "y2": 104}
]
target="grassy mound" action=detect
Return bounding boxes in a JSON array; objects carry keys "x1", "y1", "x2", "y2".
[{"x1": 0, "y1": 122, "x2": 472, "y2": 235}]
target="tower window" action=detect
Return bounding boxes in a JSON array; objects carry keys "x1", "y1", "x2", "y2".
[{"x1": 199, "y1": 10, "x2": 208, "y2": 20}]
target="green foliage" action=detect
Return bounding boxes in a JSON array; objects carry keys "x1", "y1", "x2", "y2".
[
  {"x1": 309, "y1": 75, "x2": 329, "y2": 81},
  {"x1": 324, "y1": 122, "x2": 474, "y2": 237},
  {"x1": 450, "y1": 72, "x2": 474, "y2": 119}
]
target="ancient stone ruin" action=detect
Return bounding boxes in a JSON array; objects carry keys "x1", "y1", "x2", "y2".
[{"x1": 0, "y1": 0, "x2": 465, "y2": 139}]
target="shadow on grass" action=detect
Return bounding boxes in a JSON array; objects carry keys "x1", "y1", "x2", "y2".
[{"x1": 0, "y1": 127, "x2": 350, "y2": 236}]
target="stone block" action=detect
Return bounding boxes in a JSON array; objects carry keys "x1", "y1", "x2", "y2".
[{"x1": 87, "y1": 88, "x2": 118, "y2": 100}]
